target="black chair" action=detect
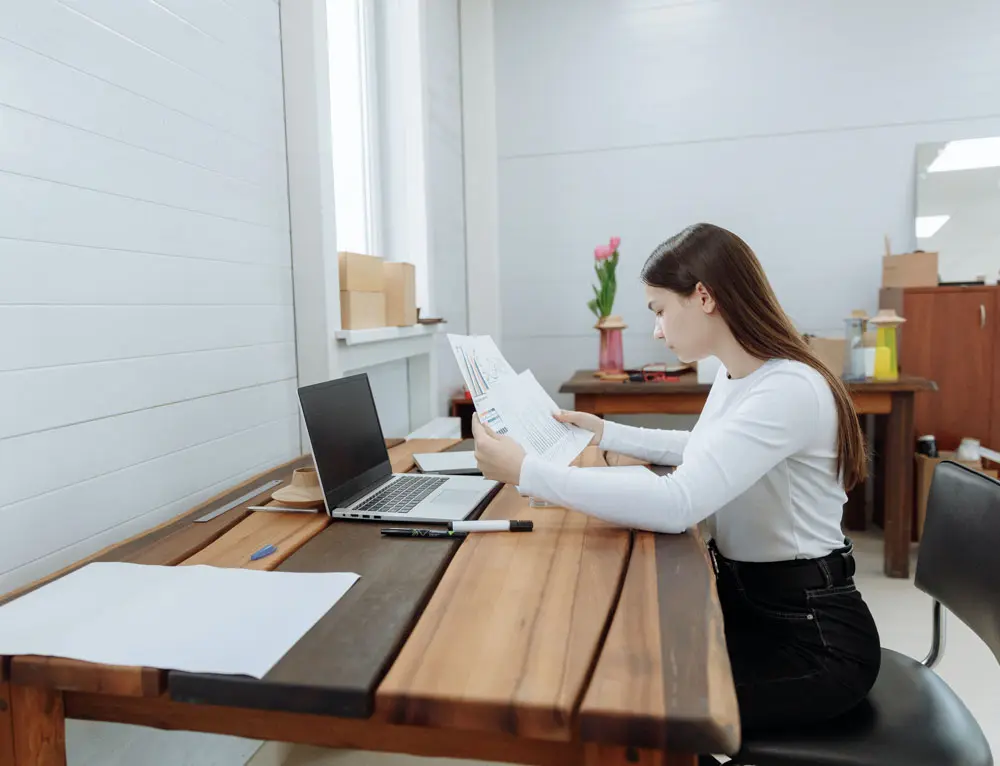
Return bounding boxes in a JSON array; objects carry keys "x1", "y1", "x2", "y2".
[{"x1": 731, "y1": 461, "x2": 996, "y2": 766}]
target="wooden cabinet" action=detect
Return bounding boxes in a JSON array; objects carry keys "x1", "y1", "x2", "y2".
[{"x1": 880, "y1": 286, "x2": 999, "y2": 451}]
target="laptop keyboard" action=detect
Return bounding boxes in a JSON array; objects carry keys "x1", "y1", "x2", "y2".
[{"x1": 354, "y1": 475, "x2": 449, "y2": 514}]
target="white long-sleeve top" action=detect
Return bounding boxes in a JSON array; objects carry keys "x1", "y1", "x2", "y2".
[{"x1": 519, "y1": 359, "x2": 848, "y2": 562}]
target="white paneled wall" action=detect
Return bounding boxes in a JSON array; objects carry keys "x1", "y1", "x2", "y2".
[
  {"x1": 426, "y1": 0, "x2": 469, "y2": 405},
  {"x1": 0, "y1": 0, "x2": 296, "y2": 596},
  {"x1": 492, "y1": 0, "x2": 1000, "y2": 403}
]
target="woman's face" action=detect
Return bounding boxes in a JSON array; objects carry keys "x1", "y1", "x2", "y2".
[{"x1": 645, "y1": 283, "x2": 717, "y2": 363}]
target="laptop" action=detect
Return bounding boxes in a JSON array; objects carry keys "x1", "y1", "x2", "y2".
[{"x1": 298, "y1": 374, "x2": 498, "y2": 523}]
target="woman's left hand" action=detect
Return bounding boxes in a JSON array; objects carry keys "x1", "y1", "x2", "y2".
[{"x1": 472, "y1": 416, "x2": 527, "y2": 485}]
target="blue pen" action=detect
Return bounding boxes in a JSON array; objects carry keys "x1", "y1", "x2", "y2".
[{"x1": 250, "y1": 543, "x2": 277, "y2": 561}]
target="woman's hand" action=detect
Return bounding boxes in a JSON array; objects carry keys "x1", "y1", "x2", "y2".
[
  {"x1": 554, "y1": 410, "x2": 605, "y2": 445},
  {"x1": 472, "y1": 417, "x2": 527, "y2": 485}
]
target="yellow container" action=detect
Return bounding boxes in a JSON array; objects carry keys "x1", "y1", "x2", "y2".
[{"x1": 869, "y1": 309, "x2": 905, "y2": 381}]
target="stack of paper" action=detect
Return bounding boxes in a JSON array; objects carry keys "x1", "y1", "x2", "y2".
[
  {"x1": 448, "y1": 334, "x2": 593, "y2": 467},
  {"x1": 0, "y1": 563, "x2": 359, "y2": 679}
]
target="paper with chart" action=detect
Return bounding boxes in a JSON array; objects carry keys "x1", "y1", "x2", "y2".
[{"x1": 448, "y1": 334, "x2": 592, "y2": 466}]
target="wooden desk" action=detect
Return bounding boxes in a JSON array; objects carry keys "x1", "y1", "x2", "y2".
[
  {"x1": 0, "y1": 440, "x2": 738, "y2": 766},
  {"x1": 560, "y1": 370, "x2": 938, "y2": 579}
]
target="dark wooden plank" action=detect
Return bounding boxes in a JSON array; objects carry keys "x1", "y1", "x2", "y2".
[
  {"x1": 580, "y1": 530, "x2": 740, "y2": 757},
  {"x1": 0, "y1": 682, "x2": 14, "y2": 766},
  {"x1": 65, "y1": 692, "x2": 589, "y2": 766},
  {"x1": 10, "y1": 684, "x2": 65, "y2": 766},
  {"x1": 883, "y1": 391, "x2": 916, "y2": 578},
  {"x1": 376, "y1": 448, "x2": 632, "y2": 741},
  {"x1": 169, "y1": 445, "x2": 498, "y2": 718}
]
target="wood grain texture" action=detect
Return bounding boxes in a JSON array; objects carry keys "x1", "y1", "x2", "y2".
[
  {"x1": 9, "y1": 659, "x2": 163, "y2": 698},
  {"x1": 883, "y1": 392, "x2": 915, "y2": 578},
  {"x1": 168, "y1": 441, "x2": 491, "y2": 718},
  {"x1": 384, "y1": 438, "x2": 406, "y2": 449},
  {"x1": 0, "y1": 683, "x2": 14, "y2": 766},
  {"x1": 376, "y1": 448, "x2": 632, "y2": 741},
  {"x1": 65, "y1": 691, "x2": 588, "y2": 766},
  {"x1": 179, "y1": 511, "x2": 328, "y2": 570},
  {"x1": 387, "y1": 438, "x2": 462, "y2": 473},
  {"x1": 10, "y1": 684, "x2": 65, "y2": 766},
  {"x1": 580, "y1": 531, "x2": 740, "y2": 756}
]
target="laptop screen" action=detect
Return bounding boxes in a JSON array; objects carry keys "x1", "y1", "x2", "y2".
[{"x1": 298, "y1": 374, "x2": 392, "y2": 510}]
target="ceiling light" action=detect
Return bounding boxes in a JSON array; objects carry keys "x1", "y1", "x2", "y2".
[
  {"x1": 928, "y1": 137, "x2": 1000, "y2": 172},
  {"x1": 915, "y1": 215, "x2": 950, "y2": 238}
]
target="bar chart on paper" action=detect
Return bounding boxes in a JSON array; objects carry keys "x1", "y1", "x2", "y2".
[{"x1": 448, "y1": 335, "x2": 592, "y2": 467}]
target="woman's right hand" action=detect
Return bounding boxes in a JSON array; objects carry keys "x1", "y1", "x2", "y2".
[{"x1": 554, "y1": 410, "x2": 605, "y2": 445}]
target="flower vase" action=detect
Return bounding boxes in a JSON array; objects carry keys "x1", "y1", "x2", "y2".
[{"x1": 596, "y1": 315, "x2": 626, "y2": 372}]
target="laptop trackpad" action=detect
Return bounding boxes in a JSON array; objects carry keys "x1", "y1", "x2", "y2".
[{"x1": 432, "y1": 489, "x2": 483, "y2": 508}]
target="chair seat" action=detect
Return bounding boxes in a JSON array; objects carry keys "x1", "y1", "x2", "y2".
[{"x1": 734, "y1": 648, "x2": 993, "y2": 766}]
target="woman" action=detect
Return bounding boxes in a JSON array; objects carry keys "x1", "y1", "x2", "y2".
[{"x1": 472, "y1": 223, "x2": 881, "y2": 745}]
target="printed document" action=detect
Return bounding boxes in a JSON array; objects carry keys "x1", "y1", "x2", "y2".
[
  {"x1": 448, "y1": 334, "x2": 592, "y2": 466},
  {"x1": 0, "y1": 563, "x2": 359, "y2": 679}
]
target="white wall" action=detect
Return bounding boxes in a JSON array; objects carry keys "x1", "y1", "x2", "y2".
[
  {"x1": 0, "y1": 0, "x2": 297, "y2": 588},
  {"x1": 491, "y1": 0, "x2": 1000, "y2": 407}
]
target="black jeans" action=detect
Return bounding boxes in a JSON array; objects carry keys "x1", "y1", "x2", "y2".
[{"x1": 710, "y1": 538, "x2": 882, "y2": 741}]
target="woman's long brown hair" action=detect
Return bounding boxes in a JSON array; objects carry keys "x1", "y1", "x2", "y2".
[{"x1": 641, "y1": 223, "x2": 867, "y2": 490}]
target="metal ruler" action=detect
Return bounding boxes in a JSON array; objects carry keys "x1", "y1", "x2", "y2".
[{"x1": 194, "y1": 480, "x2": 283, "y2": 523}]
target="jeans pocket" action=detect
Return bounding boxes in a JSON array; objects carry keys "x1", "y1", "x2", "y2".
[{"x1": 740, "y1": 591, "x2": 816, "y2": 622}]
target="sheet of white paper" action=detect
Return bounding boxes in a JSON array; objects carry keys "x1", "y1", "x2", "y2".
[
  {"x1": 413, "y1": 451, "x2": 479, "y2": 472},
  {"x1": 0, "y1": 563, "x2": 359, "y2": 679}
]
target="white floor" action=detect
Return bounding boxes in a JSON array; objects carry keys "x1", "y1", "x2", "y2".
[{"x1": 245, "y1": 532, "x2": 1000, "y2": 766}]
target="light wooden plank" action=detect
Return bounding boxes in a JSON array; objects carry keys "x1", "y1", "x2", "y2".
[
  {"x1": 579, "y1": 531, "x2": 740, "y2": 756},
  {"x1": 0, "y1": 341, "x2": 296, "y2": 440},
  {"x1": 0, "y1": 107, "x2": 284, "y2": 228},
  {"x1": 376, "y1": 446, "x2": 631, "y2": 740},
  {"x1": 387, "y1": 438, "x2": 462, "y2": 473},
  {"x1": 0, "y1": 380, "x2": 296, "y2": 509},
  {"x1": 0, "y1": 241, "x2": 292, "y2": 308},
  {"x1": 180, "y1": 510, "x2": 328, "y2": 570},
  {"x1": 0, "y1": 305, "x2": 293, "y2": 372},
  {"x1": 9, "y1": 659, "x2": 163, "y2": 698},
  {"x1": 6, "y1": 1, "x2": 283, "y2": 148},
  {"x1": 0, "y1": 174, "x2": 288, "y2": 268},
  {"x1": 0, "y1": 41, "x2": 284, "y2": 189},
  {"x1": 0, "y1": 417, "x2": 299, "y2": 579}
]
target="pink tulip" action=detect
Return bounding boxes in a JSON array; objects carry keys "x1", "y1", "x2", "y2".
[
  {"x1": 594, "y1": 244, "x2": 612, "y2": 261},
  {"x1": 609, "y1": 236, "x2": 621, "y2": 252}
]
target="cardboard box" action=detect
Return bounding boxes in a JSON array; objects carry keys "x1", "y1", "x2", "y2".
[
  {"x1": 340, "y1": 290, "x2": 386, "y2": 330},
  {"x1": 881, "y1": 251, "x2": 938, "y2": 288},
  {"x1": 338, "y1": 252, "x2": 385, "y2": 292},
  {"x1": 805, "y1": 336, "x2": 846, "y2": 377},
  {"x1": 383, "y1": 262, "x2": 417, "y2": 326},
  {"x1": 915, "y1": 452, "x2": 998, "y2": 539}
]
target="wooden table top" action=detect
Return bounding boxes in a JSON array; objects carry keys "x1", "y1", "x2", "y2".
[
  {"x1": 0, "y1": 439, "x2": 740, "y2": 756},
  {"x1": 560, "y1": 369, "x2": 938, "y2": 395}
]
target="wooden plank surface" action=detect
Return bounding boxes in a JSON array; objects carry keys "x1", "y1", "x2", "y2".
[
  {"x1": 9, "y1": 660, "x2": 163, "y2": 698},
  {"x1": 388, "y1": 438, "x2": 462, "y2": 473},
  {"x1": 376, "y1": 447, "x2": 632, "y2": 741},
  {"x1": 168, "y1": 440, "x2": 491, "y2": 718},
  {"x1": 180, "y1": 510, "x2": 328, "y2": 570},
  {"x1": 65, "y1": 691, "x2": 588, "y2": 766},
  {"x1": 560, "y1": 369, "x2": 937, "y2": 396},
  {"x1": 10, "y1": 684, "x2": 65, "y2": 766},
  {"x1": 579, "y1": 530, "x2": 740, "y2": 756},
  {"x1": 0, "y1": 682, "x2": 15, "y2": 766}
]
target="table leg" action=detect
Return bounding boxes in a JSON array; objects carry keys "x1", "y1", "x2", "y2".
[
  {"x1": 9, "y1": 685, "x2": 65, "y2": 766},
  {"x1": 883, "y1": 392, "x2": 915, "y2": 578},
  {"x1": 583, "y1": 744, "x2": 696, "y2": 765},
  {"x1": 1, "y1": 683, "x2": 15, "y2": 766}
]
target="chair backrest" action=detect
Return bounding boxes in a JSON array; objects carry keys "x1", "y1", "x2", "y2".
[{"x1": 916, "y1": 460, "x2": 1000, "y2": 664}]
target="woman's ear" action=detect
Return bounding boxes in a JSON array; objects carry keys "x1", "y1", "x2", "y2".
[{"x1": 694, "y1": 282, "x2": 716, "y2": 314}]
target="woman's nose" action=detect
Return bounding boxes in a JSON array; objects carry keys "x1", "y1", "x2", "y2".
[{"x1": 653, "y1": 322, "x2": 664, "y2": 340}]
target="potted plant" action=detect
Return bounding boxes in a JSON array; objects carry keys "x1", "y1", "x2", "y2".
[{"x1": 589, "y1": 237, "x2": 626, "y2": 373}]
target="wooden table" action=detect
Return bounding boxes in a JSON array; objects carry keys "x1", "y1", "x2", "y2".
[
  {"x1": 560, "y1": 370, "x2": 938, "y2": 579},
  {"x1": 0, "y1": 440, "x2": 739, "y2": 766}
]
